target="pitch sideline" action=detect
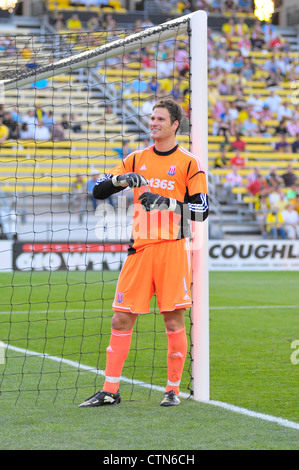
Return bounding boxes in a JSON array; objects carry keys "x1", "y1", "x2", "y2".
[{"x1": 2, "y1": 342, "x2": 299, "y2": 432}]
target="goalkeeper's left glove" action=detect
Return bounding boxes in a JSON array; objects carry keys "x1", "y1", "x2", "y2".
[
  {"x1": 112, "y1": 172, "x2": 148, "y2": 188},
  {"x1": 138, "y1": 192, "x2": 177, "y2": 212}
]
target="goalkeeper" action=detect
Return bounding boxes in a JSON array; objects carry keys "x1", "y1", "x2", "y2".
[{"x1": 79, "y1": 99, "x2": 209, "y2": 408}]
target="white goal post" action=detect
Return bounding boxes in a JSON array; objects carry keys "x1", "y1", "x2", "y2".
[
  {"x1": 1, "y1": 10, "x2": 209, "y2": 402},
  {"x1": 189, "y1": 12, "x2": 209, "y2": 403}
]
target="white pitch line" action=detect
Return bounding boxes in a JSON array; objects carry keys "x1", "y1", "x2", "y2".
[
  {"x1": 2, "y1": 342, "x2": 299, "y2": 431},
  {"x1": 211, "y1": 305, "x2": 299, "y2": 310},
  {"x1": 208, "y1": 400, "x2": 299, "y2": 431},
  {"x1": 0, "y1": 305, "x2": 299, "y2": 315}
]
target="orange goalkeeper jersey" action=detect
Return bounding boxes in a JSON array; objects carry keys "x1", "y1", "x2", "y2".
[{"x1": 107, "y1": 144, "x2": 208, "y2": 254}]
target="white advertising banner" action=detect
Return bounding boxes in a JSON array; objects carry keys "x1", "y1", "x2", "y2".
[
  {"x1": 0, "y1": 241, "x2": 13, "y2": 272},
  {"x1": 209, "y1": 240, "x2": 299, "y2": 271},
  {"x1": 2, "y1": 240, "x2": 299, "y2": 271}
]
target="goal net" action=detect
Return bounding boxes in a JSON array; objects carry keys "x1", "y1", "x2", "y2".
[{"x1": 0, "y1": 11, "x2": 208, "y2": 404}]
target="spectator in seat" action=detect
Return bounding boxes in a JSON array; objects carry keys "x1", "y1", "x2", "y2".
[
  {"x1": 61, "y1": 113, "x2": 70, "y2": 130},
  {"x1": 256, "y1": 194, "x2": 269, "y2": 238},
  {"x1": 20, "y1": 122, "x2": 32, "y2": 140},
  {"x1": 265, "y1": 70, "x2": 282, "y2": 89},
  {"x1": 275, "y1": 134, "x2": 291, "y2": 153},
  {"x1": 214, "y1": 147, "x2": 228, "y2": 169},
  {"x1": 66, "y1": 14, "x2": 83, "y2": 32},
  {"x1": 87, "y1": 169, "x2": 100, "y2": 211},
  {"x1": 275, "y1": 119, "x2": 289, "y2": 136},
  {"x1": 71, "y1": 113, "x2": 82, "y2": 133},
  {"x1": 222, "y1": 18, "x2": 235, "y2": 38},
  {"x1": 217, "y1": 77, "x2": 232, "y2": 96},
  {"x1": 227, "y1": 102, "x2": 239, "y2": 122},
  {"x1": 259, "y1": 104, "x2": 273, "y2": 121},
  {"x1": 148, "y1": 76, "x2": 160, "y2": 95},
  {"x1": 251, "y1": 31, "x2": 265, "y2": 50},
  {"x1": 195, "y1": 0, "x2": 210, "y2": 11},
  {"x1": 34, "y1": 121, "x2": 50, "y2": 141},
  {"x1": 256, "y1": 119, "x2": 271, "y2": 137},
  {"x1": 43, "y1": 110, "x2": 56, "y2": 133},
  {"x1": 141, "y1": 96, "x2": 156, "y2": 117},
  {"x1": 101, "y1": 104, "x2": 119, "y2": 124},
  {"x1": 266, "y1": 166, "x2": 283, "y2": 189},
  {"x1": 52, "y1": 123, "x2": 65, "y2": 141},
  {"x1": 247, "y1": 173, "x2": 269, "y2": 198},
  {"x1": 232, "y1": 52, "x2": 244, "y2": 73},
  {"x1": 230, "y1": 149, "x2": 245, "y2": 168},
  {"x1": 231, "y1": 133, "x2": 246, "y2": 152},
  {"x1": 11, "y1": 105, "x2": 21, "y2": 125},
  {"x1": 266, "y1": 206, "x2": 286, "y2": 239},
  {"x1": 286, "y1": 118, "x2": 299, "y2": 137},
  {"x1": 71, "y1": 173, "x2": 86, "y2": 223},
  {"x1": 234, "y1": 90, "x2": 247, "y2": 112},
  {"x1": 211, "y1": 0, "x2": 223, "y2": 13},
  {"x1": 2, "y1": 110, "x2": 14, "y2": 130},
  {"x1": 268, "y1": 185, "x2": 287, "y2": 211},
  {"x1": 237, "y1": 0, "x2": 251, "y2": 13},
  {"x1": 234, "y1": 18, "x2": 249, "y2": 37},
  {"x1": 223, "y1": 0, "x2": 235, "y2": 13},
  {"x1": 281, "y1": 165, "x2": 297, "y2": 188},
  {"x1": 35, "y1": 102, "x2": 45, "y2": 122},
  {"x1": 113, "y1": 140, "x2": 132, "y2": 160},
  {"x1": 247, "y1": 94, "x2": 264, "y2": 114},
  {"x1": 262, "y1": 22, "x2": 277, "y2": 43},
  {"x1": 54, "y1": 13, "x2": 65, "y2": 31},
  {"x1": 247, "y1": 167, "x2": 261, "y2": 185},
  {"x1": 22, "y1": 109, "x2": 37, "y2": 136},
  {"x1": 291, "y1": 134, "x2": 299, "y2": 154},
  {"x1": 0, "y1": 118, "x2": 9, "y2": 144},
  {"x1": 174, "y1": 44, "x2": 189, "y2": 77},
  {"x1": 238, "y1": 34, "x2": 252, "y2": 58},
  {"x1": 281, "y1": 203, "x2": 299, "y2": 239},
  {"x1": 264, "y1": 90, "x2": 282, "y2": 114},
  {"x1": 242, "y1": 115, "x2": 259, "y2": 136},
  {"x1": 224, "y1": 166, "x2": 243, "y2": 203},
  {"x1": 277, "y1": 101, "x2": 293, "y2": 122},
  {"x1": 2, "y1": 111, "x2": 20, "y2": 140},
  {"x1": 291, "y1": 193, "x2": 299, "y2": 215}
]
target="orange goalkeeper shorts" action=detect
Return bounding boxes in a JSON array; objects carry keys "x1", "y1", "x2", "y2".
[{"x1": 112, "y1": 238, "x2": 192, "y2": 314}]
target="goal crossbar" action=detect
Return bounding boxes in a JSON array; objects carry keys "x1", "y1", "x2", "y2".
[{"x1": 1, "y1": 14, "x2": 193, "y2": 91}]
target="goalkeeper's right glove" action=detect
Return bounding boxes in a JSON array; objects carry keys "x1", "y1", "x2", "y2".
[{"x1": 112, "y1": 172, "x2": 148, "y2": 188}]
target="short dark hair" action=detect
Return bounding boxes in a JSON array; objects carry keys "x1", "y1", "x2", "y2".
[{"x1": 152, "y1": 99, "x2": 182, "y2": 133}]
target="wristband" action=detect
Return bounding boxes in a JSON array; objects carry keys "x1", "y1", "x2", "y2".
[{"x1": 168, "y1": 198, "x2": 177, "y2": 212}]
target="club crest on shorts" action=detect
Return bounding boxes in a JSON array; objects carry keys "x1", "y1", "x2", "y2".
[
  {"x1": 117, "y1": 292, "x2": 124, "y2": 303},
  {"x1": 168, "y1": 165, "x2": 176, "y2": 176}
]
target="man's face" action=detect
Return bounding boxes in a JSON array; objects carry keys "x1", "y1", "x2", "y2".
[{"x1": 149, "y1": 107, "x2": 178, "y2": 141}]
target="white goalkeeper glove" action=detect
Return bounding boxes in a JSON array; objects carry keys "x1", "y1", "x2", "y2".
[{"x1": 112, "y1": 172, "x2": 148, "y2": 188}]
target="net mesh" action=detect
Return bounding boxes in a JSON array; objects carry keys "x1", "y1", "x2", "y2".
[{"x1": 0, "y1": 20, "x2": 193, "y2": 404}]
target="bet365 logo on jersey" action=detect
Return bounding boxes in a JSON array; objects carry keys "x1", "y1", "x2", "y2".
[{"x1": 148, "y1": 178, "x2": 175, "y2": 190}]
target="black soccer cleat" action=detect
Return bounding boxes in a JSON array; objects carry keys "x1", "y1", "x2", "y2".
[
  {"x1": 160, "y1": 390, "x2": 180, "y2": 407},
  {"x1": 79, "y1": 390, "x2": 121, "y2": 408}
]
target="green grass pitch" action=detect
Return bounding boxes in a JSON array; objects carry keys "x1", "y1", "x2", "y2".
[{"x1": 0, "y1": 270, "x2": 298, "y2": 450}]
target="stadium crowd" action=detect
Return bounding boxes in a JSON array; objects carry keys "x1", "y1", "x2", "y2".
[
  {"x1": 0, "y1": 0, "x2": 299, "y2": 238},
  {"x1": 52, "y1": 0, "x2": 254, "y2": 17}
]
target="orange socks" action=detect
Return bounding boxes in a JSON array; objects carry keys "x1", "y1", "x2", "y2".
[
  {"x1": 103, "y1": 327, "x2": 187, "y2": 397},
  {"x1": 103, "y1": 328, "x2": 133, "y2": 394},
  {"x1": 165, "y1": 327, "x2": 188, "y2": 396}
]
